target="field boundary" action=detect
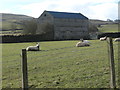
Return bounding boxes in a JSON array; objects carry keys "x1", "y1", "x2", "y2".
[
  {"x1": 1, "y1": 33, "x2": 53, "y2": 43},
  {"x1": 97, "y1": 32, "x2": 120, "y2": 39},
  {"x1": 20, "y1": 37, "x2": 117, "y2": 88}
]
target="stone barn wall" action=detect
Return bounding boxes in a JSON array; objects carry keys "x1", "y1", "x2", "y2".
[
  {"x1": 36, "y1": 11, "x2": 90, "y2": 40},
  {"x1": 54, "y1": 18, "x2": 89, "y2": 40},
  {"x1": 36, "y1": 12, "x2": 54, "y2": 39}
]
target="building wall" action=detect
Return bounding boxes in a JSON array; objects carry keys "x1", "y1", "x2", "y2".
[
  {"x1": 36, "y1": 12, "x2": 54, "y2": 39},
  {"x1": 36, "y1": 11, "x2": 89, "y2": 40},
  {"x1": 54, "y1": 18, "x2": 89, "y2": 40}
]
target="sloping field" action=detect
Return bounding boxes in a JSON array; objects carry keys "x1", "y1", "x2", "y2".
[
  {"x1": 98, "y1": 24, "x2": 118, "y2": 32},
  {"x1": 0, "y1": 13, "x2": 34, "y2": 35},
  {"x1": 2, "y1": 40, "x2": 119, "y2": 88}
]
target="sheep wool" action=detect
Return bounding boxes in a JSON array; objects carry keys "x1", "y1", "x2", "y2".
[
  {"x1": 100, "y1": 36, "x2": 107, "y2": 41},
  {"x1": 26, "y1": 43, "x2": 40, "y2": 51},
  {"x1": 114, "y1": 38, "x2": 120, "y2": 42},
  {"x1": 76, "y1": 41, "x2": 90, "y2": 47}
]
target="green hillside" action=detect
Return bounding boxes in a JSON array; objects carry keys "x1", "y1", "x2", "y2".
[
  {"x1": 0, "y1": 13, "x2": 34, "y2": 34},
  {"x1": 89, "y1": 19, "x2": 114, "y2": 26},
  {"x1": 1, "y1": 13, "x2": 33, "y2": 20},
  {"x1": 1, "y1": 13, "x2": 118, "y2": 35},
  {"x1": 98, "y1": 24, "x2": 118, "y2": 32}
]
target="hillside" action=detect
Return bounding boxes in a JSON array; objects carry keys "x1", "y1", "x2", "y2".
[
  {"x1": 0, "y1": 13, "x2": 34, "y2": 34},
  {"x1": 1, "y1": 13, "x2": 33, "y2": 21},
  {"x1": 0, "y1": 13, "x2": 117, "y2": 35},
  {"x1": 89, "y1": 19, "x2": 118, "y2": 33},
  {"x1": 98, "y1": 24, "x2": 118, "y2": 32},
  {"x1": 89, "y1": 19, "x2": 114, "y2": 26}
]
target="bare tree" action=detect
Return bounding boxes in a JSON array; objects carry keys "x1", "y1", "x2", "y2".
[
  {"x1": 37, "y1": 22, "x2": 54, "y2": 34},
  {"x1": 21, "y1": 18, "x2": 37, "y2": 34}
]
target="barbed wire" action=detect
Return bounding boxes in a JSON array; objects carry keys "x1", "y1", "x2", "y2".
[
  {"x1": 3, "y1": 44, "x2": 106, "y2": 72},
  {"x1": 3, "y1": 56, "x2": 21, "y2": 64},
  {"x1": 2, "y1": 57, "x2": 22, "y2": 88},
  {"x1": 2, "y1": 46, "x2": 75, "y2": 64},
  {"x1": 3, "y1": 42, "x2": 118, "y2": 68},
  {"x1": 2, "y1": 41, "x2": 119, "y2": 88},
  {"x1": 27, "y1": 45, "x2": 108, "y2": 66},
  {"x1": 28, "y1": 45, "x2": 101, "y2": 58},
  {"x1": 2, "y1": 41, "x2": 118, "y2": 63},
  {"x1": 3, "y1": 53, "x2": 21, "y2": 58}
]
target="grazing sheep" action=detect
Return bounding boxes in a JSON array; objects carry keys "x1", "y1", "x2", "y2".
[
  {"x1": 114, "y1": 38, "x2": 120, "y2": 42},
  {"x1": 26, "y1": 43, "x2": 40, "y2": 51},
  {"x1": 100, "y1": 36, "x2": 107, "y2": 41},
  {"x1": 76, "y1": 39, "x2": 90, "y2": 47},
  {"x1": 83, "y1": 40, "x2": 90, "y2": 44}
]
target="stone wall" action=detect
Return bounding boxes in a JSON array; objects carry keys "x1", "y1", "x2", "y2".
[
  {"x1": 54, "y1": 18, "x2": 89, "y2": 40},
  {"x1": 36, "y1": 12, "x2": 54, "y2": 35},
  {"x1": 36, "y1": 12, "x2": 90, "y2": 40},
  {"x1": 1, "y1": 33, "x2": 53, "y2": 43}
]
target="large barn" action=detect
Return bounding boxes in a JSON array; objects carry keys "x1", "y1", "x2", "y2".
[{"x1": 36, "y1": 10, "x2": 90, "y2": 40}]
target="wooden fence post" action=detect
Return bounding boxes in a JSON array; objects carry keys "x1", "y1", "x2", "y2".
[
  {"x1": 118, "y1": 43, "x2": 120, "y2": 88},
  {"x1": 107, "y1": 37, "x2": 116, "y2": 88},
  {"x1": 21, "y1": 49, "x2": 28, "y2": 89}
]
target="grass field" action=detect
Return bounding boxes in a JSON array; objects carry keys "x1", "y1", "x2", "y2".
[
  {"x1": 2, "y1": 40, "x2": 119, "y2": 88},
  {"x1": 98, "y1": 24, "x2": 118, "y2": 32}
]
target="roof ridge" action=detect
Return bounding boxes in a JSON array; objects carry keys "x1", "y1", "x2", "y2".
[
  {"x1": 46, "y1": 10, "x2": 80, "y2": 14},
  {"x1": 45, "y1": 10, "x2": 88, "y2": 19}
]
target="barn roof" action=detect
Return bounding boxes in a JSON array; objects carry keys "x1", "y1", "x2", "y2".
[{"x1": 45, "y1": 11, "x2": 88, "y2": 19}]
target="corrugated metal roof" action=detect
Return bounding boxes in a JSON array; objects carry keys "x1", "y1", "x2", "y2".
[{"x1": 46, "y1": 11, "x2": 88, "y2": 19}]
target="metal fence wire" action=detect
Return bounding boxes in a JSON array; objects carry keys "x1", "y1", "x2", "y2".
[{"x1": 2, "y1": 39, "x2": 119, "y2": 88}]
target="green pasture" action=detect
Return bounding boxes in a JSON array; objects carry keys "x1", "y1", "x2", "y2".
[
  {"x1": 0, "y1": 21, "x2": 22, "y2": 32},
  {"x1": 2, "y1": 40, "x2": 119, "y2": 88},
  {"x1": 98, "y1": 24, "x2": 118, "y2": 32}
]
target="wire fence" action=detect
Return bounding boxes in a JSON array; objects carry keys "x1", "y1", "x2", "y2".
[
  {"x1": 2, "y1": 40, "x2": 119, "y2": 88},
  {"x1": 27, "y1": 45, "x2": 105, "y2": 65}
]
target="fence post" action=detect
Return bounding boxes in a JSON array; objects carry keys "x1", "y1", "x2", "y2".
[
  {"x1": 107, "y1": 37, "x2": 116, "y2": 88},
  {"x1": 118, "y1": 43, "x2": 120, "y2": 88},
  {"x1": 21, "y1": 49, "x2": 28, "y2": 89}
]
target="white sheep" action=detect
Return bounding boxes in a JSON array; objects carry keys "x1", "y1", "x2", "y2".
[
  {"x1": 76, "y1": 39, "x2": 90, "y2": 47},
  {"x1": 100, "y1": 36, "x2": 107, "y2": 41},
  {"x1": 114, "y1": 38, "x2": 120, "y2": 42},
  {"x1": 83, "y1": 40, "x2": 90, "y2": 44},
  {"x1": 26, "y1": 43, "x2": 40, "y2": 51}
]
